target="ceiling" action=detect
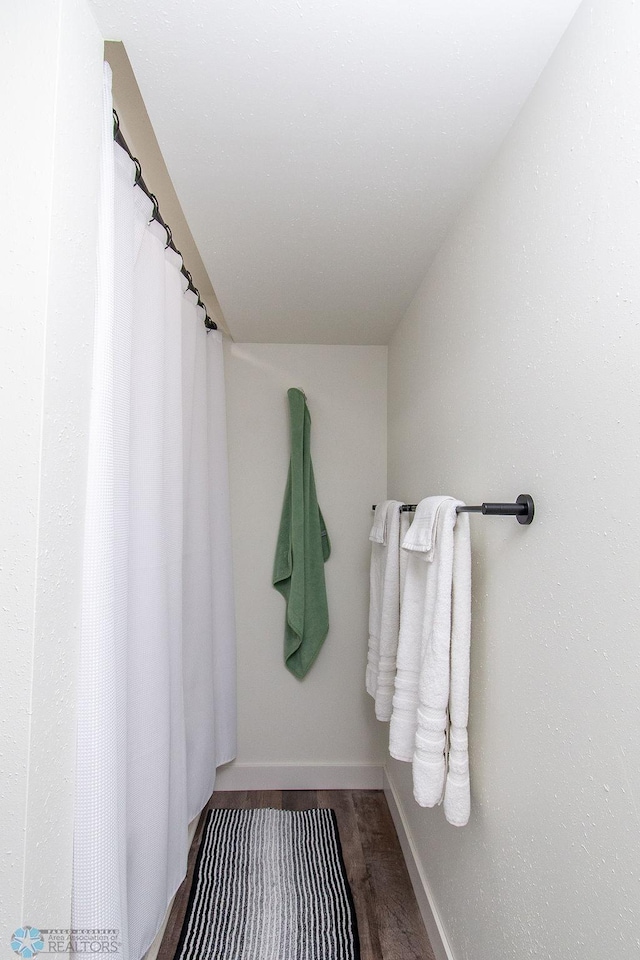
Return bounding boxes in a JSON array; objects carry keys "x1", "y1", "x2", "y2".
[{"x1": 90, "y1": 0, "x2": 582, "y2": 345}]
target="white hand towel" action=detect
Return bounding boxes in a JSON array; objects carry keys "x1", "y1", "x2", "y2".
[
  {"x1": 443, "y1": 509, "x2": 471, "y2": 826},
  {"x1": 412, "y1": 499, "x2": 458, "y2": 807},
  {"x1": 387, "y1": 510, "x2": 415, "y2": 751},
  {"x1": 402, "y1": 495, "x2": 451, "y2": 560},
  {"x1": 389, "y1": 550, "x2": 430, "y2": 760},
  {"x1": 389, "y1": 497, "x2": 450, "y2": 761},
  {"x1": 366, "y1": 500, "x2": 404, "y2": 720},
  {"x1": 398, "y1": 510, "x2": 413, "y2": 598},
  {"x1": 369, "y1": 501, "x2": 390, "y2": 545},
  {"x1": 367, "y1": 500, "x2": 395, "y2": 699}
]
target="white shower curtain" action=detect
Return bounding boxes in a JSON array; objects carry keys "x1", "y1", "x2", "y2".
[
  {"x1": 182, "y1": 304, "x2": 237, "y2": 822},
  {"x1": 73, "y1": 64, "x2": 236, "y2": 960}
]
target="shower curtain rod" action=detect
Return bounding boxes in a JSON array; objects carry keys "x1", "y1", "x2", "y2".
[
  {"x1": 112, "y1": 109, "x2": 217, "y2": 331},
  {"x1": 372, "y1": 494, "x2": 535, "y2": 525}
]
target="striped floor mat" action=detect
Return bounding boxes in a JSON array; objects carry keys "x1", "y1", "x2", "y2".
[{"x1": 173, "y1": 807, "x2": 360, "y2": 960}]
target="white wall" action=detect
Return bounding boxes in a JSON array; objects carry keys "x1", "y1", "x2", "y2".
[
  {"x1": 220, "y1": 343, "x2": 388, "y2": 788},
  {"x1": 0, "y1": 0, "x2": 103, "y2": 935},
  {"x1": 386, "y1": 1, "x2": 640, "y2": 958}
]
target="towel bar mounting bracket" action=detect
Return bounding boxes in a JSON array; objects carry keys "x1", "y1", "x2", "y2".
[
  {"x1": 457, "y1": 493, "x2": 534, "y2": 523},
  {"x1": 515, "y1": 494, "x2": 534, "y2": 524}
]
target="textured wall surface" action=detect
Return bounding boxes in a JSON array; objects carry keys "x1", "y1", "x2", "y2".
[
  {"x1": 0, "y1": 0, "x2": 103, "y2": 934},
  {"x1": 386, "y1": 1, "x2": 640, "y2": 957},
  {"x1": 224, "y1": 343, "x2": 388, "y2": 772}
]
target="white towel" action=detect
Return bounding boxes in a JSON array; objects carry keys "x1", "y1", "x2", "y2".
[
  {"x1": 398, "y1": 510, "x2": 413, "y2": 598},
  {"x1": 402, "y1": 495, "x2": 451, "y2": 560},
  {"x1": 389, "y1": 497, "x2": 450, "y2": 761},
  {"x1": 366, "y1": 500, "x2": 404, "y2": 720},
  {"x1": 412, "y1": 500, "x2": 472, "y2": 826},
  {"x1": 411, "y1": 500, "x2": 456, "y2": 805},
  {"x1": 443, "y1": 509, "x2": 471, "y2": 826},
  {"x1": 388, "y1": 510, "x2": 414, "y2": 740},
  {"x1": 369, "y1": 501, "x2": 390, "y2": 544}
]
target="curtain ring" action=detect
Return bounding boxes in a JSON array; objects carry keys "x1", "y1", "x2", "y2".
[
  {"x1": 148, "y1": 192, "x2": 160, "y2": 223},
  {"x1": 164, "y1": 223, "x2": 173, "y2": 250}
]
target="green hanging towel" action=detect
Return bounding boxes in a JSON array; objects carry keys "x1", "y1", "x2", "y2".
[{"x1": 273, "y1": 388, "x2": 331, "y2": 678}]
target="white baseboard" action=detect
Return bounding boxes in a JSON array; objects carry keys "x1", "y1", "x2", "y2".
[
  {"x1": 383, "y1": 769, "x2": 455, "y2": 960},
  {"x1": 213, "y1": 762, "x2": 385, "y2": 791}
]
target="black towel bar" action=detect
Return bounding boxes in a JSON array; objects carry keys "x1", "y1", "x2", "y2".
[{"x1": 372, "y1": 494, "x2": 535, "y2": 525}]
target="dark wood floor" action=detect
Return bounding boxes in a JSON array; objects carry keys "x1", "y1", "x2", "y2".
[{"x1": 157, "y1": 789, "x2": 436, "y2": 960}]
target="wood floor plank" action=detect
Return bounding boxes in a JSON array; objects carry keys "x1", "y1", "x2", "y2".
[
  {"x1": 254, "y1": 789, "x2": 284, "y2": 808},
  {"x1": 352, "y1": 789, "x2": 400, "y2": 860},
  {"x1": 367, "y1": 856, "x2": 437, "y2": 960},
  {"x1": 318, "y1": 789, "x2": 382, "y2": 960},
  {"x1": 281, "y1": 789, "x2": 318, "y2": 810},
  {"x1": 208, "y1": 789, "x2": 249, "y2": 809}
]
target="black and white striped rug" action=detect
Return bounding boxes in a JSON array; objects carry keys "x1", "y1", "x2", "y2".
[{"x1": 173, "y1": 807, "x2": 360, "y2": 960}]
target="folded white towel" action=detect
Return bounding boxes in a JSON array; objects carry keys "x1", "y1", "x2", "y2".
[
  {"x1": 389, "y1": 497, "x2": 450, "y2": 761},
  {"x1": 386, "y1": 510, "x2": 415, "y2": 746},
  {"x1": 366, "y1": 500, "x2": 404, "y2": 720},
  {"x1": 412, "y1": 499, "x2": 458, "y2": 807},
  {"x1": 369, "y1": 501, "x2": 390, "y2": 545},
  {"x1": 411, "y1": 499, "x2": 472, "y2": 827},
  {"x1": 443, "y1": 509, "x2": 471, "y2": 826},
  {"x1": 402, "y1": 495, "x2": 451, "y2": 560},
  {"x1": 398, "y1": 510, "x2": 413, "y2": 598},
  {"x1": 388, "y1": 548, "x2": 428, "y2": 760}
]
